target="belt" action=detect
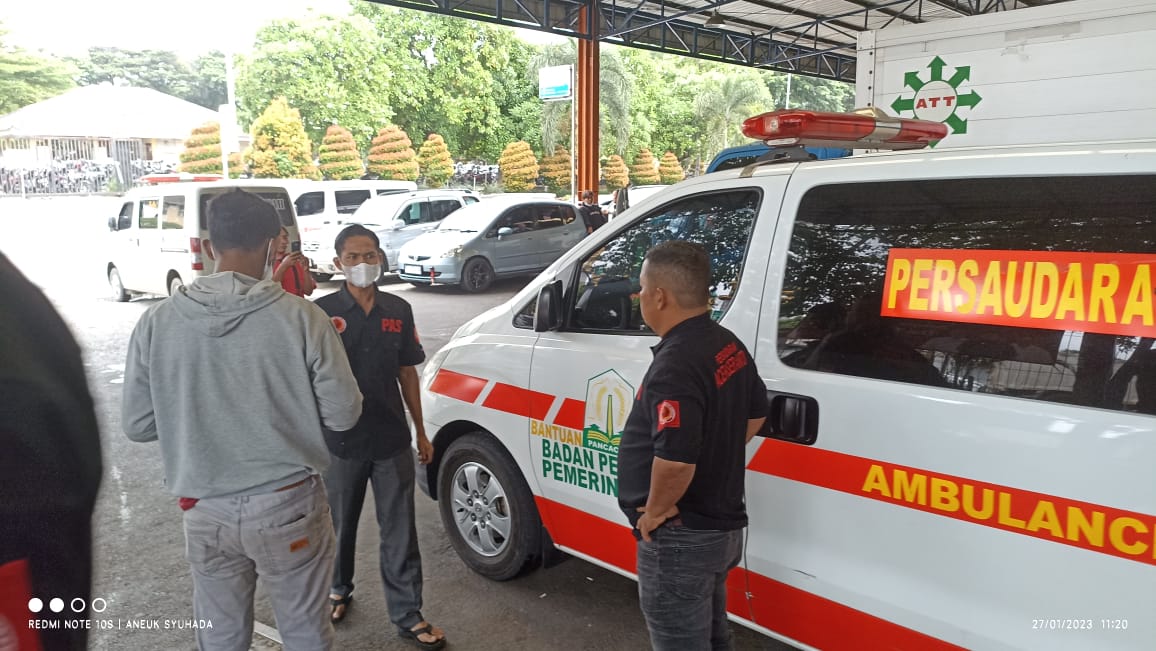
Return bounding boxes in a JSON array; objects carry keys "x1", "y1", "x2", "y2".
[{"x1": 276, "y1": 476, "x2": 313, "y2": 492}]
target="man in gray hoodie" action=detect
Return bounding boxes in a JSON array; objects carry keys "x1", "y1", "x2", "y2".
[{"x1": 123, "y1": 189, "x2": 363, "y2": 651}]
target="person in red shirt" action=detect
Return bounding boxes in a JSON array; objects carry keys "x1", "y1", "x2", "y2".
[{"x1": 273, "y1": 226, "x2": 317, "y2": 297}]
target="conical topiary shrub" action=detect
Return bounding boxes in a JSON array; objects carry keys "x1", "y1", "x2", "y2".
[
  {"x1": 629, "y1": 148, "x2": 661, "y2": 185},
  {"x1": 602, "y1": 154, "x2": 629, "y2": 191},
  {"x1": 540, "y1": 145, "x2": 571, "y2": 197},
  {"x1": 498, "y1": 141, "x2": 539, "y2": 193},
  {"x1": 318, "y1": 125, "x2": 364, "y2": 180},
  {"x1": 246, "y1": 97, "x2": 319, "y2": 179},
  {"x1": 367, "y1": 124, "x2": 419, "y2": 181},
  {"x1": 178, "y1": 122, "x2": 242, "y2": 178},
  {"x1": 417, "y1": 134, "x2": 454, "y2": 188},
  {"x1": 659, "y1": 151, "x2": 685, "y2": 185}
]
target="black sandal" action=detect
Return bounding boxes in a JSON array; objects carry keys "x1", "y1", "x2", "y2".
[
  {"x1": 329, "y1": 595, "x2": 352, "y2": 623},
  {"x1": 398, "y1": 623, "x2": 446, "y2": 650}
]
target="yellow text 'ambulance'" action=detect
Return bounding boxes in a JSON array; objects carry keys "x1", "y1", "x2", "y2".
[{"x1": 861, "y1": 463, "x2": 1156, "y2": 564}]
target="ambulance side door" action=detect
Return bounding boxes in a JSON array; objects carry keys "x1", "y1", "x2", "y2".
[
  {"x1": 527, "y1": 184, "x2": 773, "y2": 578},
  {"x1": 745, "y1": 161, "x2": 1156, "y2": 651}
]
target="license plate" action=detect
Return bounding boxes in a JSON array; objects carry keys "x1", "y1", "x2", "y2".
[{"x1": 404, "y1": 264, "x2": 423, "y2": 275}]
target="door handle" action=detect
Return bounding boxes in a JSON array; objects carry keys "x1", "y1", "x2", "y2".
[{"x1": 758, "y1": 390, "x2": 819, "y2": 445}]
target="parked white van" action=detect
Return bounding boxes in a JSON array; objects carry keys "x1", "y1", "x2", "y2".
[
  {"x1": 303, "y1": 189, "x2": 479, "y2": 279},
  {"x1": 415, "y1": 110, "x2": 1156, "y2": 651},
  {"x1": 105, "y1": 180, "x2": 298, "y2": 300},
  {"x1": 285, "y1": 179, "x2": 418, "y2": 235}
]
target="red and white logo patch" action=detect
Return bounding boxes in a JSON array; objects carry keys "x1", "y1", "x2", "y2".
[
  {"x1": 657, "y1": 400, "x2": 681, "y2": 431},
  {"x1": 331, "y1": 316, "x2": 347, "y2": 334}
]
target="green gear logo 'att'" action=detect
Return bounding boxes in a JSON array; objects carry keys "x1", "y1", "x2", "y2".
[
  {"x1": 891, "y1": 56, "x2": 982, "y2": 138},
  {"x1": 582, "y1": 370, "x2": 633, "y2": 454}
]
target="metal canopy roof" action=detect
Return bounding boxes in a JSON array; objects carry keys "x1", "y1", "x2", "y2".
[{"x1": 366, "y1": 0, "x2": 1070, "y2": 81}]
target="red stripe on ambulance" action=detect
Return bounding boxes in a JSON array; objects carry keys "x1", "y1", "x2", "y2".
[
  {"x1": 428, "y1": 369, "x2": 488, "y2": 404},
  {"x1": 482, "y1": 382, "x2": 555, "y2": 421},
  {"x1": 534, "y1": 496, "x2": 965, "y2": 651}
]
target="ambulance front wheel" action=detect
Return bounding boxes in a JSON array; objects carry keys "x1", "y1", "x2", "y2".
[{"x1": 438, "y1": 433, "x2": 542, "y2": 581}]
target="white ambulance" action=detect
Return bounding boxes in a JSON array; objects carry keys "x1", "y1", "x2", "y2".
[{"x1": 416, "y1": 110, "x2": 1156, "y2": 651}]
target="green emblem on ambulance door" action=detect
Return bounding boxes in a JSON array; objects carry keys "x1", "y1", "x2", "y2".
[{"x1": 582, "y1": 370, "x2": 634, "y2": 454}]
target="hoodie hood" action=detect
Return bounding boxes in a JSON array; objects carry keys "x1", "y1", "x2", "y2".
[{"x1": 171, "y1": 272, "x2": 286, "y2": 337}]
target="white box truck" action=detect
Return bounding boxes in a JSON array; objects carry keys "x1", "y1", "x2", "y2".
[{"x1": 856, "y1": 0, "x2": 1156, "y2": 148}]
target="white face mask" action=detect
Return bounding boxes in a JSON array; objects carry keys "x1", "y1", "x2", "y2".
[
  {"x1": 345, "y1": 262, "x2": 380, "y2": 288},
  {"x1": 262, "y1": 240, "x2": 275, "y2": 281}
]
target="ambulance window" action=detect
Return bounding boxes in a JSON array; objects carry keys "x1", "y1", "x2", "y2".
[
  {"x1": 513, "y1": 298, "x2": 536, "y2": 330},
  {"x1": 117, "y1": 202, "x2": 132, "y2": 230},
  {"x1": 336, "y1": 190, "x2": 372, "y2": 214},
  {"x1": 778, "y1": 174, "x2": 1156, "y2": 414},
  {"x1": 162, "y1": 196, "x2": 184, "y2": 230},
  {"x1": 570, "y1": 190, "x2": 760, "y2": 333},
  {"x1": 138, "y1": 199, "x2": 159, "y2": 229}
]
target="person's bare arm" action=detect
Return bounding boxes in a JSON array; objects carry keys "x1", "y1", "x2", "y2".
[
  {"x1": 635, "y1": 458, "x2": 695, "y2": 541},
  {"x1": 746, "y1": 417, "x2": 767, "y2": 444},
  {"x1": 399, "y1": 366, "x2": 433, "y2": 464}
]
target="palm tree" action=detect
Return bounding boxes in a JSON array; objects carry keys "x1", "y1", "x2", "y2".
[
  {"x1": 528, "y1": 41, "x2": 632, "y2": 155},
  {"x1": 694, "y1": 72, "x2": 773, "y2": 155}
]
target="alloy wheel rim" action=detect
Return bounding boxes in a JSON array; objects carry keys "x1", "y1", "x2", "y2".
[{"x1": 450, "y1": 462, "x2": 511, "y2": 557}]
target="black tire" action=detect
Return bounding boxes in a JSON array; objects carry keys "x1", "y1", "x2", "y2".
[
  {"x1": 460, "y1": 257, "x2": 495, "y2": 293},
  {"x1": 109, "y1": 267, "x2": 129, "y2": 302},
  {"x1": 437, "y1": 433, "x2": 542, "y2": 581},
  {"x1": 168, "y1": 274, "x2": 184, "y2": 296},
  {"x1": 312, "y1": 272, "x2": 333, "y2": 282}
]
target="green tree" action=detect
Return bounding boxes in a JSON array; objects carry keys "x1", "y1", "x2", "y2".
[
  {"x1": 237, "y1": 14, "x2": 392, "y2": 148},
  {"x1": 417, "y1": 134, "x2": 454, "y2": 188},
  {"x1": 0, "y1": 29, "x2": 75, "y2": 114},
  {"x1": 619, "y1": 49, "x2": 704, "y2": 162},
  {"x1": 540, "y1": 146, "x2": 571, "y2": 196},
  {"x1": 528, "y1": 42, "x2": 632, "y2": 156},
  {"x1": 179, "y1": 122, "x2": 243, "y2": 178},
  {"x1": 658, "y1": 151, "x2": 685, "y2": 184},
  {"x1": 367, "y1": 125, "x2": 419, "y2": 181},
  {"x1": 318, "y1": 125, "x2": 364, "y2": 180},
  {"x1": 354, "y1": 5, "x2": 522, "y2": 161},
  {"x1": 74, "y1": 47, "x2": 192, "y2": 99},
  {"x1": 602, "y1": 155, "x2": 629, "y2": 191},
  {"x1": 185, "y1": 51, "x2": 227, "y2": 110},
  {"x1": 246, "y1": 97, "x2": 319, "y2": 179},
  {"x1": 695, "y1": 71, "x2": 774, "y2": 155},
  {"x1": 498, "y1": 141, "x2": 539, "y2": 193},
  {"x1": 767, "y1": 73, "x2": 855, "y2": 112},
  {"x1": 630, "y1": 148, "x2": 660, "y2": 185}
]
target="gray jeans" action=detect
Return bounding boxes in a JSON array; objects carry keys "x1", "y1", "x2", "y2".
[
  {"x1": 325, "y1": 448, "x2": 425, "y2": 631},
  {"x1": 183, "y1": 475, "x2": 336, "y2": 651},
  {"x1": 636, "y1": 525, "x2": 744, "y2": 651}
]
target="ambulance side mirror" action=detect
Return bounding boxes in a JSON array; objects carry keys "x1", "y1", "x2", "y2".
[{"x1": 534, "y1": 280, "x2": 563, "y2": 332}]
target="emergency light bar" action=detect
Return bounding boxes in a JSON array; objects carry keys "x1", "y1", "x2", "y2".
[
  {"x1": 140, "y1": 173, "x2": 224, "y2": 184},
  {"x1": 741, "y1": 108, "x2": 947, "y2": 151}
]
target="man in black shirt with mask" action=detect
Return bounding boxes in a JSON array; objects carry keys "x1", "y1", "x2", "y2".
[
  {"x1": 616, "y1": 241, "x2": 768, "y2": 651},
  {"x1": 315, "y1": 225, "x2": 447, "y2": 649}
]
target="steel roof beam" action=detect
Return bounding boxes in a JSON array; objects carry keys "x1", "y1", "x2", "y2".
[
  {"x1": 838, "y1": 0, "x2": 923, "y2": 24},
  {"x1": 604, "y1": 0, "x2": 741, "y2": 38},
  {"x1": 607, "y1": 0, "x2": 850, "y2": 49},
  {"x1": 737, "y1": 0, "x2": 881, "y2": 33}
]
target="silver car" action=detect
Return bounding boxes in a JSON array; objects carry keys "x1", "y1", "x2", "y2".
[
  {"x1": 397, "y1": 197, "x2": 587, "y2": 292},
  {"x1": 303, "y1": 189, "x2": 479, "y2": 279}
]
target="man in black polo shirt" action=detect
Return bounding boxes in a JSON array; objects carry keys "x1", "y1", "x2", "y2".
[
  {"x1": 617, "y1": 241, "x2": 768, "y2": 651},
  {"x1": 314, "y1": 225, "x2": 447, "y2": 650}
]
